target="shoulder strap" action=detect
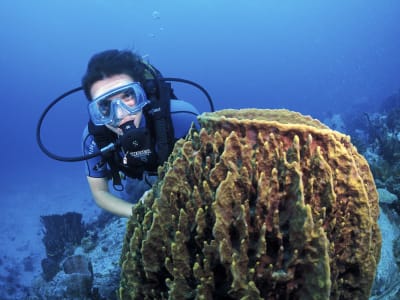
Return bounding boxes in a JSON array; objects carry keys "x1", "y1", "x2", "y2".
[{"x1": 141, "y1": 61, "x2": 176, "y2": 165}]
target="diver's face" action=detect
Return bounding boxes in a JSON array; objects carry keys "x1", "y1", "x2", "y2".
[{"x1": 90, "y1": 74, "x2": 142, "y2": 127}]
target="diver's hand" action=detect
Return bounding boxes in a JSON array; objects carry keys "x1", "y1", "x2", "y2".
[{"x1": 139, "y1": 190, "x2": 151, "y2": 204}]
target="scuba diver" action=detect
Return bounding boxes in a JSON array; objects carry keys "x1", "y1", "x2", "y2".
[{"x1": 37, "y1": 49, "x2": 214, "y2": 217}]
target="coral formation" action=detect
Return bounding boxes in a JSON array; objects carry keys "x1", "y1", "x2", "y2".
[
  {"x1": 61, "y1": 255, "x2": 94, "y2": 298},
  {"x1": 41, "y1": 212, "x2": 85, "y2": 261},
  {"x1": 119, "y1": 109, "x2": 381, "y2": 299},
  {"x1": 32, "y1": 215, "x2": 125, "y2": 300},
  {"x1": 40, "y1": 212, "x2": 85, "y2": 281}
]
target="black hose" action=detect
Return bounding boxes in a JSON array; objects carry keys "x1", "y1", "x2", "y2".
[
  {"x1": 162, "y1": 77, "x2": 215, "y2": 112},
  {"x1": 36, "y1": 86, "x2": 106, "y2": 162},
  {"x1": 36, "y1": 76, "x2": 215, "y2": 162}
]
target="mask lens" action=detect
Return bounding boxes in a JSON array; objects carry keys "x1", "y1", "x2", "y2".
[
  {"x1": 106, "y1": 87, "x2": 136, "y2": 106},
  {"x1": 97, "y1": 99, "x2": 112, "y2": 116},
  {"x1": 121, "y1": 89, "x2": 135, "y2": 101},
  {"x1": 89, "y1": 83, "x2": 148, "y2": 126}
]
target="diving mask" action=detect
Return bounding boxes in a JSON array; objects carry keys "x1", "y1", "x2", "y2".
[{"x1": 88, "y1": 82, "x2": 149, "y2": 126}]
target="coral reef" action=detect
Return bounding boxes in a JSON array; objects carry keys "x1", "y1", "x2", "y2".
[
  {"x1": 31, "y1": 213, "x2": 125, "y2": 300},
  {"x1": 31, "y1": 255, "x2": 94, "y2": 300},
  {"x1": 343, "y1": 90, "x2": 400, "y2": 202},
  {"x1": 119, "y1": 109, "x2": 381, "y2": 300},
  {"x1": 363, "y1": 112, "x2": 400, "y2": 166},
  {"x1": 41, "y1": 257, "x2": 60, "y2": 282},
  {"x1": 369, "y1": 195, "x2": 400, "y2": 300},
  {"x1": 366, "y1": 110, "x2": 400, "y2": 209},
  {"x1": 61, "y1": 255, "x2": 93, "y2": 298},
  {"x1": 40, "y1": 212, "x2": 85, "y2": 281},
  {"x1": 41, "y1": 212, "x2": 85, "y2": 262}
]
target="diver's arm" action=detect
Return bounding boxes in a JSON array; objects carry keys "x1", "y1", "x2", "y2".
[{"x1": 86, "y1": 176, "x2": 133, "y2": 218}]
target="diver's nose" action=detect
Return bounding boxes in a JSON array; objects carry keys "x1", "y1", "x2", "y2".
[{"x1": 115, "y1": 104, "x2": 129, "y2": 119}]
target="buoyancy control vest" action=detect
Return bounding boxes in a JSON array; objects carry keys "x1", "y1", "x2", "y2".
[{"x1": 87, "y1": 62, "x2": 177, "y2": 189}]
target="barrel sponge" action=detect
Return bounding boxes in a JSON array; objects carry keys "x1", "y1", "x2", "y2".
[{"x1": 119, "y1": 109, "x2": 381, "y2": 300}]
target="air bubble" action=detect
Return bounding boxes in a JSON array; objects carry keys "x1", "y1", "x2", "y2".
[{"x1": 152, "y1": 11, "x2": 160, "y2": 20}]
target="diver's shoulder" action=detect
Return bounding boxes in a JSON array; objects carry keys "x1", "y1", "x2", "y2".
[{"x1": 170, "y1": 99, "x2": 199, "y2": 115}]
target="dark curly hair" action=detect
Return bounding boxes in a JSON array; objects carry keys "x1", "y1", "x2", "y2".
[{"x1": 81, "y1": 49, "x2": 146, "y2": 100}]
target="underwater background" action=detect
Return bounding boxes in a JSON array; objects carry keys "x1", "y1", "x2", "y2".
[{"x1": 0, "y1": 0, "x2": 399, "y2": 298}]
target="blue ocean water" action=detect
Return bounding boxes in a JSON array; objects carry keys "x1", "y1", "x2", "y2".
[{"x1": 0, "y1": 0, "x2": 399, "y2": 297}]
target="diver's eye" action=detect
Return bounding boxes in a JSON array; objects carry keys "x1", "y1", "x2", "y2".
[
  {"x1": 122, "y1": 89, "x2": 135, "y2": 100},
  {"x1": 98, "y1": 101, "x2": 111, "y2": 115}
]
